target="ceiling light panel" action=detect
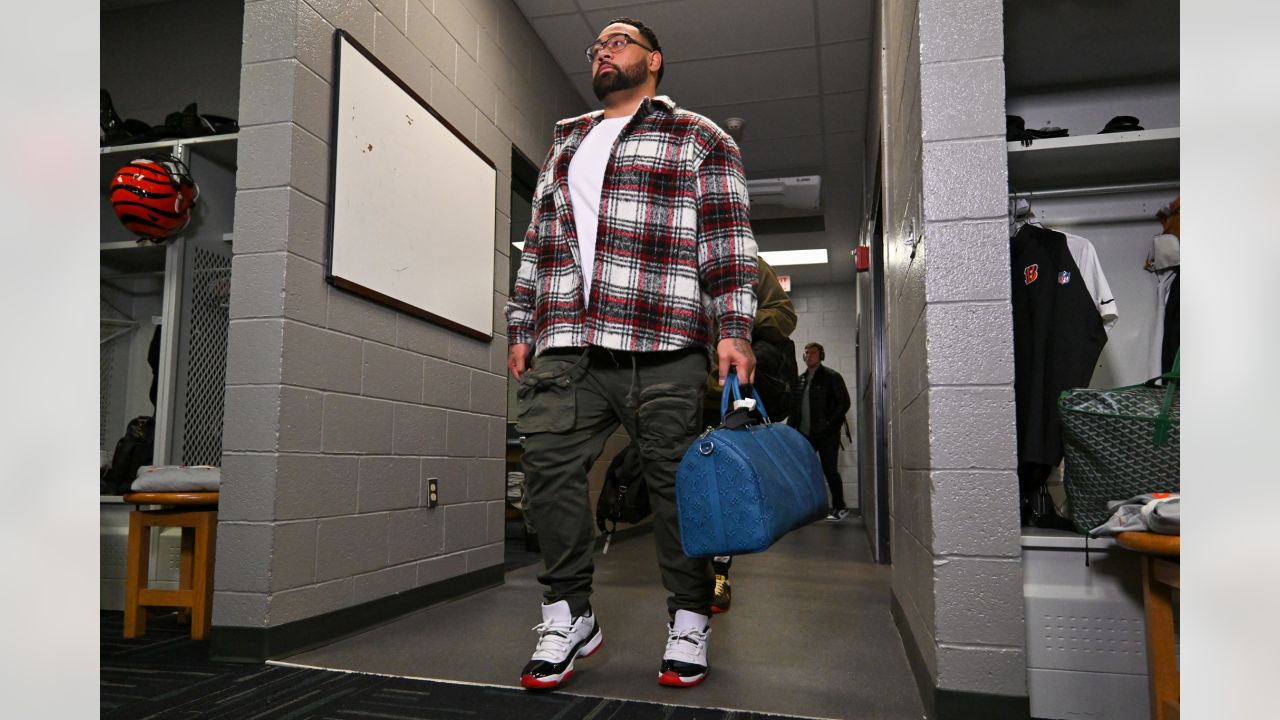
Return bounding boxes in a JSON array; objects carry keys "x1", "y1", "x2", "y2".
[{"x1": 759, "y1": 249, "x2": 829, "y2": 266}]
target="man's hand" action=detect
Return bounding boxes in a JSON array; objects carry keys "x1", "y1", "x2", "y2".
[
  {"x1": 508, "y1": 343, "x2": 531, "y2": 380},
  {"x1": 716, "y1": 337, "x2": 756, "y2": 386}
]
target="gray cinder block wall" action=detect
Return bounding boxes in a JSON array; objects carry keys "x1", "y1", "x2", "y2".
[
  {"x1": 788, "y1": 283, "x2": 859, "y2": 510},
  {"x1": 878, "y1": 0, "x2": 1025, "y2": 716},
  {"x1": 215, "y1": 0, "x2": 585, "y2": 648}
]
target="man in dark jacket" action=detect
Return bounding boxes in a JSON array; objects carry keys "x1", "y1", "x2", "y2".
[{"x1": 789, "y1": 342, "x2": 852, "y2": 521}]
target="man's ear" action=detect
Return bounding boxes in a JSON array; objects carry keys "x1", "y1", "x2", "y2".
[{"x1": 649, "y1": 50, "x2": 662, "y2": 75}]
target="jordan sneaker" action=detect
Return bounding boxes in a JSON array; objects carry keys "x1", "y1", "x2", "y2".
[
  {"x1": 711, "y1": 574, "x2": 732, "y2": 614},
  {"x1": 658, "y1": 609, "x2": 710, "y2": 687},
  {"x1": 520, "y1": 600, "x2": 602, "y2": 690}
]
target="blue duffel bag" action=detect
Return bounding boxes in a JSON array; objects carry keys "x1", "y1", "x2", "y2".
[{"x1": 675, "y1": 375, "x2": 828, "y2": 557}]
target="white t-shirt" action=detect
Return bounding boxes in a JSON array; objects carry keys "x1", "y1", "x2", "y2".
[
  {"x1": 1061, "y1": 231, "x2": 1119, "y2": 330},
  {"x1": 568, "y1": 116, "x2": 629, "y2": 305}
]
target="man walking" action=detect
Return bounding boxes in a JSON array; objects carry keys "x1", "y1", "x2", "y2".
[
  {"x1": 506, "y1": 17, "x2": 757, "y2": 690},
  {"x1": 789, "y1": 343, "x2": 852, "y2": 521}
]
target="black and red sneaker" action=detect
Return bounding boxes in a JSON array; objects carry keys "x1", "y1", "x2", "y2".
[
  {"x1": 520, "y1": 600, "x2": 602, "y2": 690},
  {"x1": 658, "y1": 610, "x2": 710, "y2": 687}
]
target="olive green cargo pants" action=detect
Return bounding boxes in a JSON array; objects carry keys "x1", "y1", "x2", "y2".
[{"x1": 515, "y1": 345, "x2": 713, "y2": 617}]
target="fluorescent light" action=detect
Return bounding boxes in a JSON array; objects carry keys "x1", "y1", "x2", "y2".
[
  {"x1": 758, "y1": 249, "x2": 828, "y2": 266},
  {"x1": 512, "y1": 241, "x2": 525, "y2": 251}
]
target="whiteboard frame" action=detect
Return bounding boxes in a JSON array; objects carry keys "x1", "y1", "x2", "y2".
[{"x1": 325, "y1": 30, "x2": 497, "y2": 340}]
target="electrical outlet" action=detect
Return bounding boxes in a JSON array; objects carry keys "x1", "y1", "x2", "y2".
[{"x1": 426, "y1": 477, "x2": 439, "y2": 508}]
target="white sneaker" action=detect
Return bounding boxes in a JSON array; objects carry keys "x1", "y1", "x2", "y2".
[
  {"x1": 520, "y1": 600, "x2": 602, "y2": 690},
  {"x1": 825, "y1": 508, "x2": 849, "y2": 522},
  {"x1": 658, "y1": 609, "x2": 710, "y2": 687}
]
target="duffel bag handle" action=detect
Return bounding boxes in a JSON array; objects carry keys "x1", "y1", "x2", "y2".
[
  {"x1": 721, "y1": 374, "x2": 770, "y2": 423},
  {"x1": 1152, "y1": 351, "x2": 1179, "y2": 447}
]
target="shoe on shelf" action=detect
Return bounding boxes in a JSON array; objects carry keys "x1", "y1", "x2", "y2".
[
  {"x1": 711, "y1": 574, "x2": 732, "y2": 614},
  {"x1": 520, "y1": 600, "x2": 602, "y2": 690},
  {"x1": 658, "y1": 609, "x2": 710, "y2": 687},
  {"x1": 825, "y1": 507, "x2": 849, "y2": 522}
]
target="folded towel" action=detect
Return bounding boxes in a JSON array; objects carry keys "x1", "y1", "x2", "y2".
[{"x1": 130, "y1": 465, "x2": 221, "y2": 492}]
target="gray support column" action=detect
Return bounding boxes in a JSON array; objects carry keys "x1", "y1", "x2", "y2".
[{"x1": 879, "y1": 0, "x2": 1026, "y2": 716}]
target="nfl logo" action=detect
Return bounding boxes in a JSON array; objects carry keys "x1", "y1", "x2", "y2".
[{"x1": 1057, "y1": 271, "x2": 1071, "y2": 285}]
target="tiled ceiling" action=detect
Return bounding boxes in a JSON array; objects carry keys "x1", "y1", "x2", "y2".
[{"x1": 513, "y1": 0, "x2": 877, "y2": 284}]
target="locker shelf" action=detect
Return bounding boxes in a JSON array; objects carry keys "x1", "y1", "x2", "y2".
[
  {"x1": 100, "y1": 133, "x2": 238, "y2": 169},
  {"x1": 1007, "y1": 127, "x2": 1179, "y2": 192}
]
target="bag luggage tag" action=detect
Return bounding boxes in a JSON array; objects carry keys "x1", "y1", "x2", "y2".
[{"x1": 717, "y1": 375, "x2": 771, "y2": 430}]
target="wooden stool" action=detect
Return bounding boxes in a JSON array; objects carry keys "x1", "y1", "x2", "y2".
[
  {"x1": 1116, "y1": 531, "x2": 1180, "y2": 720},
  {"x1": 122, "y1": 492, "x2": 219, "y2": 640}
]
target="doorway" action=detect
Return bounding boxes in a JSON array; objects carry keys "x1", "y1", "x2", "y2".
[
  {"x1": 856, "y1": 148, "x2": 891, "y2": 564},
  {"x1": 502, "y1": 148, "x2": 540, "y2": 573}
]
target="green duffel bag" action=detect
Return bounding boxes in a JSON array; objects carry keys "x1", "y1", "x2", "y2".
[{"x1": 1058, "y1": 355, "x2": 1180, "y2": 533}]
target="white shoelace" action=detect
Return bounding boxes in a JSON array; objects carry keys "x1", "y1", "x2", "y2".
[
  {"x1": 530, "y1": 620, "x2": 575, "y2": 661},
  {"x1": 664, "y1": 625, "x2": 710, "y2": 664}
]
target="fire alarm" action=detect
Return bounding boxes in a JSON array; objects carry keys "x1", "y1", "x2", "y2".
[
  {"x1": 855, "y1": 245, "x2": 870, "y2": 271},
  {"x1": 724, "y1": 117, "x2": 746, "y2": 141}
]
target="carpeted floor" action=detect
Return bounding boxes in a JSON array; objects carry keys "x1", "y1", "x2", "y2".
[{"x1": 100, "y1": 611, "x2": 806, "y2": 719}]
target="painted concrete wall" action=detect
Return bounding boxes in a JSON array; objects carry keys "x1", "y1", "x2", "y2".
[
  {"x1": 880, "y1": 0, "x2": 1026, "y2": 700},
  {"x1": 215, "y1": 0, "x2": 585, "y2": 630},
  {"x1": 788, "y1": 282, "x2": 860, "y2": 510}
]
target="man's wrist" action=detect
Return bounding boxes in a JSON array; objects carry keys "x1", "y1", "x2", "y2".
[{"x1": 718, "y1": 319, "x2": 753, "y2": 342}]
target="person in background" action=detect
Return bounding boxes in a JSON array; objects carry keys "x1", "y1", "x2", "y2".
[
  {"x1": 789, "y1": 342, "x2": 852, "y2": 521},
  {"x1": 505, "y1": 17, "x2": 757, "y2": 691},
  {"x1": 701, "y1": 258, "x2": 797, "y2": 613}
]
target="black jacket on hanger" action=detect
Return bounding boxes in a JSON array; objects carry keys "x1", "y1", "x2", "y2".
[{"x1": 1010, "y1": 224, "x2": 1108, "y2": 467}]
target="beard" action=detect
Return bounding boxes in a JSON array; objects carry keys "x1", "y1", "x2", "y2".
[{"x1": 592, "y1": 58, "x2": 648, "y2": 100}]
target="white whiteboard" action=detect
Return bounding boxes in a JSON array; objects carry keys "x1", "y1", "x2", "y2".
[{"x1": 327, "y1": 31, "x2": 496, "y2": 339}]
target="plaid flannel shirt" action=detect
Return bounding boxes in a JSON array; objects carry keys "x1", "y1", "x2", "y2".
[{"x1": 506, "y1": 95, "x2": 758, "y2": 355}]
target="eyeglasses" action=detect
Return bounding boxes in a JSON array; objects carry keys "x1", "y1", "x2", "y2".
[{"x1": 584, "y1": 33, "x2": 655, "y2": 63}]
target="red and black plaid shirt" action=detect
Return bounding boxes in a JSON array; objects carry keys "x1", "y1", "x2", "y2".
[{"x1": 506, "y1": 95, "x2": 758, "y2": 355}]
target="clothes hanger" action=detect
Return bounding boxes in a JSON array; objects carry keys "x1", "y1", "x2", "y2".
[{"x1": 1010, "y1": 195, "x2": 1043, "y2": 234}]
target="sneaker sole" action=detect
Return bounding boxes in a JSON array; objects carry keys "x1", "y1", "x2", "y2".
[
  {"x1": 710, "y1": 603, "x2": 729, "y2": 614},
  {"x1": 520, "y1": 630, "x2": 604, "y2": 690},
  {"x1": 658, "y1": 668, "x2": 707, "y2": 687}
]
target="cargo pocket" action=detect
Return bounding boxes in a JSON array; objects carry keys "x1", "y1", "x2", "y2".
[
  {"x1": 515, "y1": 354, "x2": 586, "y2": 434},
  {"x1": 636, "y1": 383, "x2": 702, "y2": 461}
]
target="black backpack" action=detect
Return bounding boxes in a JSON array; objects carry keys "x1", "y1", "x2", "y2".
[
  {"x1": 751, "y1": 337, "x2": 797, "y2": 421},
  {"x1": 595, "y1": 443, "x2": 651, "y2": 552},
  {"x1": 103, "y1": 416, "x2": 154, "y2": 495}
]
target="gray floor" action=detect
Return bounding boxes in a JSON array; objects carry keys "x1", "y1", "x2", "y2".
[{"x1": 278, "y1": 518, "x2": 926, "y2": 720}]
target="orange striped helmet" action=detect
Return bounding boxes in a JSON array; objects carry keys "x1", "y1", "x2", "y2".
[{"x1": 109, "y1": 156, "x2": 198, "y2": 240}]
